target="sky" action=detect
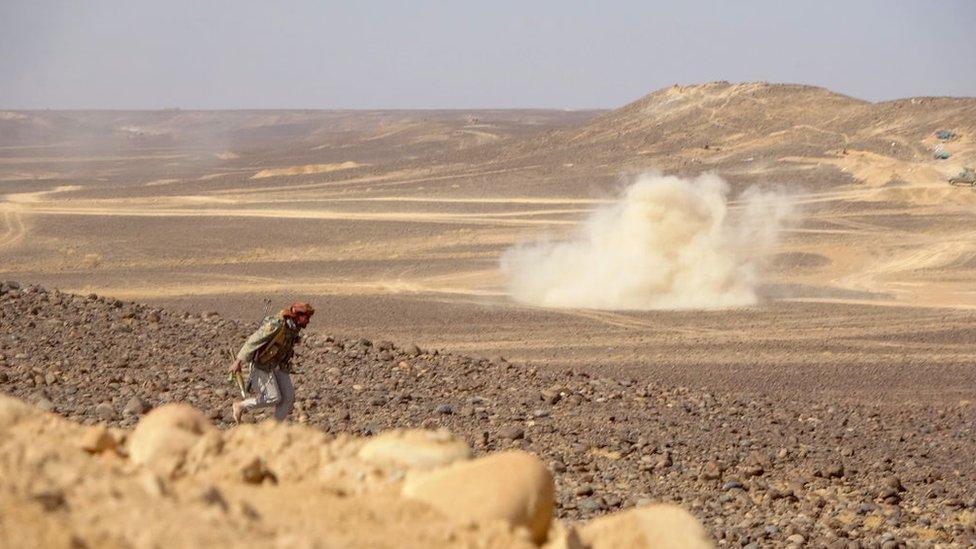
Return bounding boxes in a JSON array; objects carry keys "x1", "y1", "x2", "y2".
[{"x1": 1, "y1": 1, "x2": 975, "y2": 110}]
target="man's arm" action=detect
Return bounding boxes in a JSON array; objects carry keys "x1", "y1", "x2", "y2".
[{"x1": 228, "y1": 318, "x2": 279, "y2": 372}]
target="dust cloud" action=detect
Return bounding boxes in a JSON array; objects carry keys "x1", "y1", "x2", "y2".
[{"x1": 501, "y1": 173, "x2": 795, "y2": 310}]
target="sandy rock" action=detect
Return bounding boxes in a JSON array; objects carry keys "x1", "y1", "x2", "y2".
[
  {"x1": 578, "y1": 504, "x2": 711, "y2": 549},
  {"x1": 0, "y1": 500, "x2": 79, "y2": 547},
  {"x1": 0, "y1": 394, "x2": 34, "y2": 430},
  {"x1": 402, "y1": 450, "x2": 554, "y2": 544},
  {"x1": 80, "y1": 425, "x2": 117, "y2": 454},
  {"x1": 31, "y1": 488, "x2": 67, "y2": 511},
  {"x1": 241, "y1": 456, "x2": 277, "y2": 485},
  {"x1": 138, "y1": 471, "x2": 170, "y2": 498},
  {"x1": 127, "y1": 403, "x2": 215, "y2": 477},
  {"x1": 543, "y1": 521, "x2": 586, "y2": 549},
  {"x1": 195, "y1": 485, "x2": 230, "y2": 511},
  {"x1": 358, "y1": 429, "x2": 471, "y2": 470}
]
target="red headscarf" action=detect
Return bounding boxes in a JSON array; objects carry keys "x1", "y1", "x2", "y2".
[{"x1": 281, "y1": 301, "x2": 315, "y2": 327}]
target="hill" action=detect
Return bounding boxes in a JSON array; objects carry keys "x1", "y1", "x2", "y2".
[{"x1": 497, "y1": 82, "x2": 976, "y2": 180}]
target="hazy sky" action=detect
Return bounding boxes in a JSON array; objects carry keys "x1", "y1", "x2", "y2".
[{"x1": 2, "y1": 1, "x2": 974, "y2": 109}]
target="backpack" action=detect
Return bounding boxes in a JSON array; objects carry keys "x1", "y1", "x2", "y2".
[{"x1": 253, "y1": 318, "x2": 295, "y2": 370}]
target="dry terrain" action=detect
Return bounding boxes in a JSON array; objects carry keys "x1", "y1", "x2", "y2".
[
  {"x1": 2, "y1": 82, "x2": 976, "y2": 546},
  {"x1": 1, "y1": 283, "x2": 974, "y2": 547},
  {"x1": 2, "y1": 84, "x2": 976, "y2": 402}
]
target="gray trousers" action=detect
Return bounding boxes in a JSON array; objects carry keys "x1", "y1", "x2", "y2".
[{"x1": 241, "y1": 366, "x2": 295, "y2": 421}]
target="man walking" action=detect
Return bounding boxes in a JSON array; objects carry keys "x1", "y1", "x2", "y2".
[{"x1": 229, "y1": 301, "x2": 314, "y2": 423}]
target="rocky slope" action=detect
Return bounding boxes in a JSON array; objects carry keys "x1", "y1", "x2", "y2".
[{"x1": 2, "y1": 281, "x2": 976, "y2": 547}]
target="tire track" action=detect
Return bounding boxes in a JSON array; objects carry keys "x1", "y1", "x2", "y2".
[{"x1": 0, "y1": 209, "x2": 27, "y2": 250}]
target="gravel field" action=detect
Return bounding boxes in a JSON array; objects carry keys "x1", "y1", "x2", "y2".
[{"x1": 3, "y1": 281, "x2": 975, "y2": 547}]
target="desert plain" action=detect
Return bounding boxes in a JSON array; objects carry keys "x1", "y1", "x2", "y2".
[{"x1": 2, "y1": 82, "x2": 976, "y2": 547}]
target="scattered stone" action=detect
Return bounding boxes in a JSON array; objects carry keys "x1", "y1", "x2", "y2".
[
  {"x1": 94, "y1": 402, "x2": 116, "y2": 421},
  {"x1": 742, "y1": 463, "x2": 764, "y2": 477},
  {"x1": 579, "y1": 498, "x2": 606, "y2": 513},
  {"x1": 434, "y1": 404, "x2": 453, "y2": 415},
  {"x1": 499, "y1": 426, "x2": 525, "y2": 441},
  {"x1": 886, "y1": 476, "x2": 905, "y2": 492},
  {"x1": 403, "y1": 344, "x2": 422, "y2": 357},
  {"x1": 123, "y1": 396, "x2": 151, "y2": 417},
  {"x1": 825, "y1": 462, "x2": 845, "y2": 479},
  {"x1": 575, "y1": 485, "x2": 594, "y2": 497},
  {"x1": 701, "y1": 460, "x2": 723, "y2": 480},
  {"x1": 33, "y1": 396, "x2": 55, "y2": 413}
]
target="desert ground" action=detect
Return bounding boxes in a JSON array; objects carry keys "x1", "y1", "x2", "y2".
[
  {"x1": 2, "y1": 82, "x2": 976, "y2": 547},
  {"x1": 3, "y1": 83, "x2": 976, "y2": 402}
]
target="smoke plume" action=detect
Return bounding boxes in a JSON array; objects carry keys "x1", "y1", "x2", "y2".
[{"x1": 501, "y1": 172, "x2": 794, "y2": 310}]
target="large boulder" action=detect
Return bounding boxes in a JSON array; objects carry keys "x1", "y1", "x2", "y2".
[
  {"x1": 578, "y1": 504, "x2": 712, "y2": 549},
  {"x1": 402, "y1": 450, "x2": 554, "y2": 544},
  {"x1": 127, "y1": 403, "x2": 214, "y2": 477},
  {"x1": 358, "y1": 429, "x2": 471, "y2": 470}
]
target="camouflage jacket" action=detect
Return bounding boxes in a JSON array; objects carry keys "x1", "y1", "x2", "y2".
[{"x1": 236, "y1": 315, "x2": 300, "y2": 370}]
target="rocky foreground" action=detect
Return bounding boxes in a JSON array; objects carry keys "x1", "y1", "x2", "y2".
[
  {"x1": 0, "y1": 394, "x2": 711, "y2": 548},
  {"x1": 1, "y1": 282, "x2": 975, "y2": 547}
]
